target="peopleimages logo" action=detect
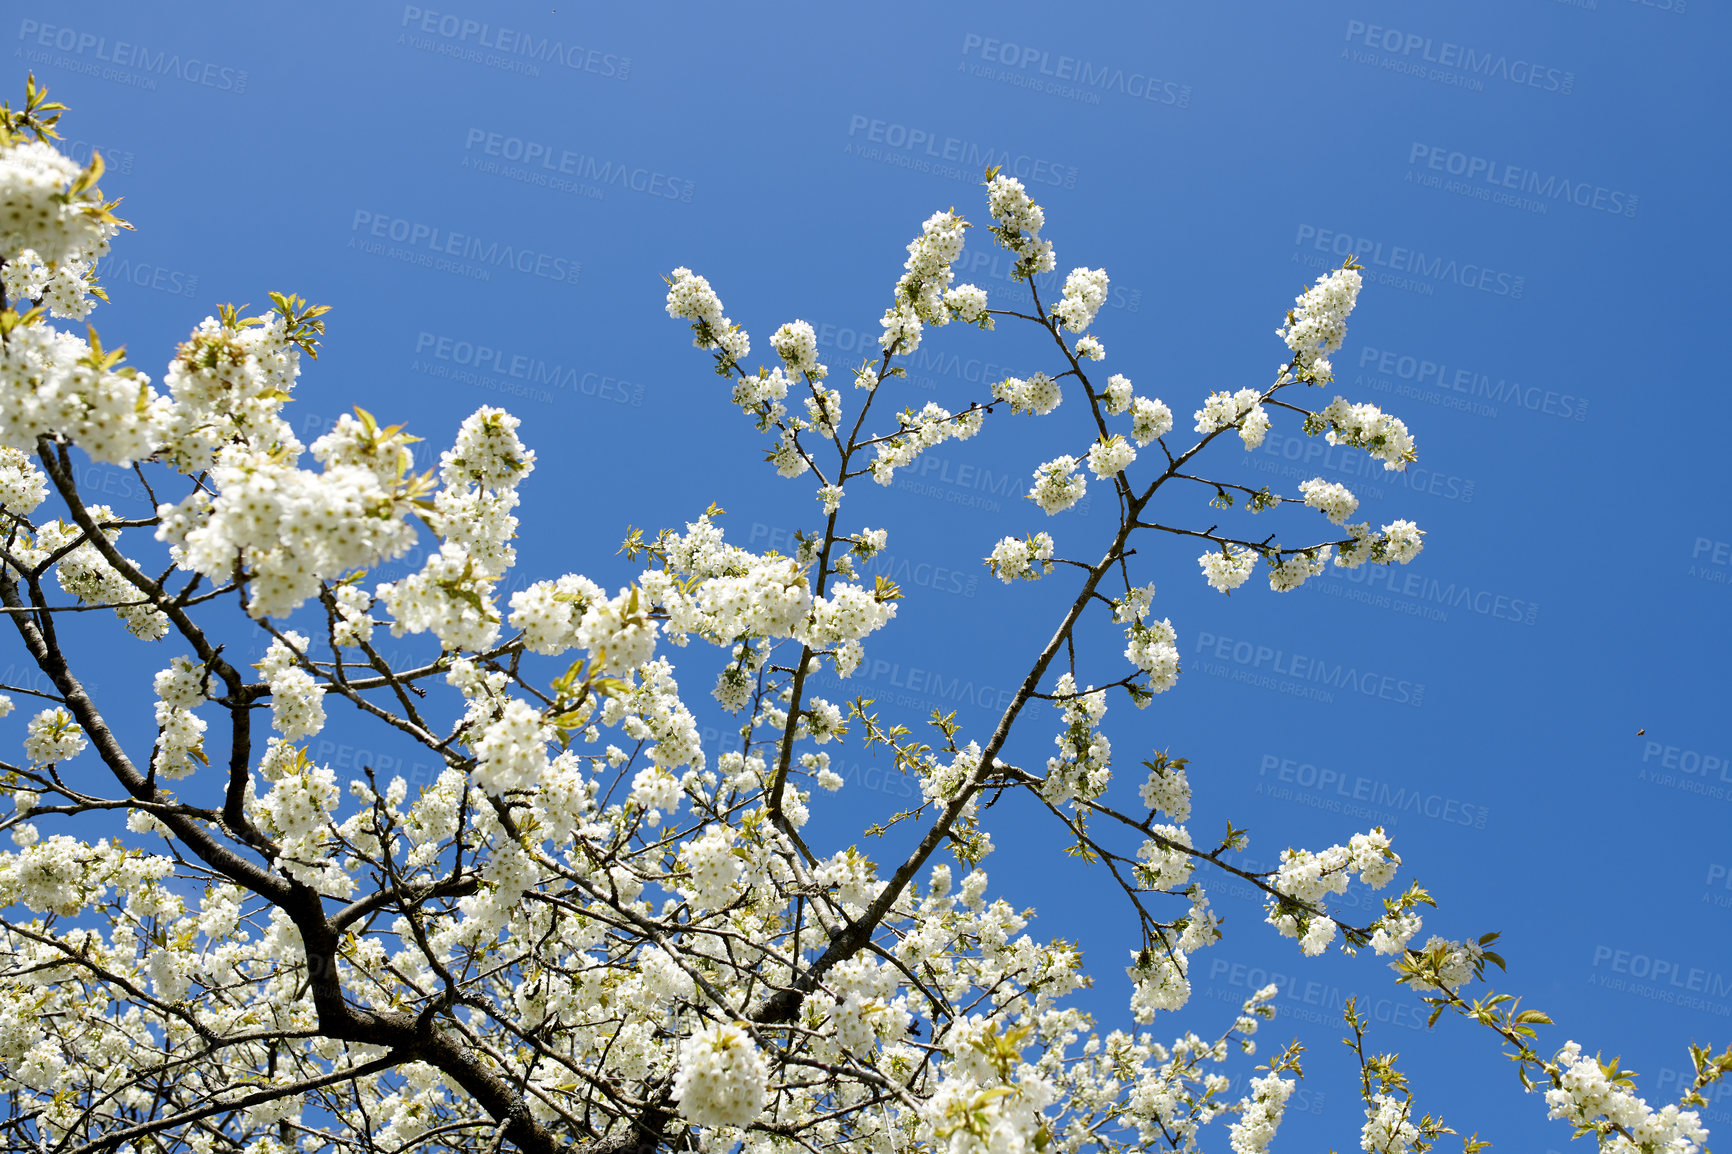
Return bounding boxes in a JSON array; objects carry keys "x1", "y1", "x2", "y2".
[
  {"x1": 1316, "y1": 563, "x2": 1540, "y2": 628},
  {"x1": 1589, "y1": 946, "x2": 1732, "y2": 1016},
  {"x1": 1706, "y1": 863, "x2": 1732, "y2": 910},
  {"x1": 959, "y1": 33, "x2": 1192, "y2": 108},
  {"x1": 102, "y1": 257, "x2": 200, "y2": 300},
  {"x1": 1192, "y1": 632, "x2": 1425, "y2": 707},
  {"x1": 1688, "y1": 537, "x2": 1732, "y2": 589},
  {"x1": 1637, "y1": 738, "x2": 1732, "y2": 804},
  {"x1": 17, "y1": 19, "x2": 249, "y2": 92},
  {"x1": 463, "y1": 129, "x2": 694, "y2": 202},
  {"x1": 1342, "y1": 21, "x2": 1574, "y2": 95},
  {"x1": 411, "y1": 332, "x2": 644, "y2": 406},
  {"x1": 61, "y1": 138, "x2": 136, "y2": 176},
  {"x1": 845, "y1": 115, "x2": 1079, "y2": 189},
  {"x1": 1407, "y1": 144, "x2": 1638, "y2": 219},
  {"x1": 350, "y1": 211, "x2": 580, "y2": 286},
  {"x1": 1295, "y1": 225, "x2": 1525, "y2": 299},
  {"x1": 1258, "y1": 754, "x2": 1490, "y2": 829},
  {"x1": 398, "y1": 7, "x2": 630, "y2": 79},
  {"x1": 1356, "y1": 346, "x2": 1588, "y2": 423}
]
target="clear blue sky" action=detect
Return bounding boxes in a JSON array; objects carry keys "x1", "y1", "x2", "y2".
[{"x1": 11, "y1": 0, "x2": 1731, "y2": 1147}]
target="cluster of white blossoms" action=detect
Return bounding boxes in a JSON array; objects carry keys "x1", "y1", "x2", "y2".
[
  {"x1": 471, "y1": 699, "x2": 554, "y2": 795},
  {"x1": 257, "y1": 632, "x2": 326, "y2": 742},
  {"x1": 246, "y1": 739, "x2": 346, "y2": 891},
  {"x1": 1319, "y1": 397, "x2": 1417, "y2": 470},
  {"x1": 156, "y1": 312, "x2": 302, "y2": 472},
  {"x1": 922, "y1": 1017, "x2": 1061, "y2": 1154},
  {"x1": 992, "y1": 370, "x2": 1063, "y2": 416},
  {"x1": 1298, "y1": 477, "x2": 1359, "y2": 525},
  {"x1": 1135, "y1": 825, "x2": 1195, "y2": 893},
  {"x1": 1194, "y1": 387, "x2": 1270, "y2": 450},
  {"x1": 26, "y1": 506, "x2": 168, "y2": 638},
  {"x1": 0, "y1": 136, "x2": 117, "y2": 270},
  {"x1": 1054, "y1": 266, "x2": 1110, "y2": 332},
  {"x1": 803, "y1": 581, "x2": 897, "y2": 650},
  {"x1": 1075, "y1": 333, "x2": 1106, "y2": 360},
  {"x1": 571, "y1": 586, "x2": 658, "y2": 675},
  {"x1": 1336, "y1": 519, "x2": 1427, "y2": 570},
  {"x1": 665, "y1": 266, "x2": 750, "y2": 368},
  {"x1": 438, "y1": 406, "x2": 535, "y2": 492},
  {"x1": 370, "y1": 406, "x2": 537, "y2": 645},
  {"x1": 1086, "y1": 433, "x2": 1137, "y2": 479},
  {"x1": 867, "y1": 401, "x2": 984, "y2": 485},
  {"x1": 881, "y1": 209, "x2": 969, "y2": 356},
  {"x1": 985, "y1": 173, "x2": 1056, "y2": 279},
  {"x1": 1277, "y1": 267, "x2": 1362, "y2": 383},
  {"x1": 23, "y1": 706, "x2": 85, "y2": 765},
  {"x1": 150, "y1": 656, "x2": 208, "y2": 781},
  {"x1": 1199, "y1": 544, "x2": 1258, "y2": 594},
  {"x1": 160, "y1": 447, "x2": 419, "y2": 621},
  {"x1": 0, "y1": 826, "x2": 172, "y2": 920},
  {"x1": 2, "y1": 246, "x2": 102, "y2": 320},
  {"x1": 1393, "y1": 935, "x2": 1485, "y2": 991},
  {"x1": 1115, "y1": 584, "x2": 1180, "y2": 697},
  {"x1": 1265, "y1": 830, "x2": 1404, "y2": 956},
  {"x1": 770, "y1": 319, "x2": 824, "y2": 379},
  {"x1": 1130, "y1": 395, "x2": 1175, "y2": 445},
  {"x1": 685, "y1": 554, "x2": 811, "y2": 642},
  {"x1": 1138, "y1": 755, "x2": 1192, "y2": 822},
  {"x1": 375, "y1": 540, "x2": 499, "y2": 651},
  {"x1": 1537, "y1": 1042, "x2": 1708, "y2": 1154},
  {"x1": 1029, "y1": 455, "x2": 1087, "y2": 515},
  {"x1": 0, "y1": 320, "x2": 164, "y2": 466},
  {"x1": 672, "y1": 1022, "x2": 768, "y2": 1129},
  {"x1": 508, "y1": 572, "x2": 604, "y2": 655},
  {"x1": 1266, "y1": 548, "x2": 1330, "y2": 593},
  {"x1": 1360, "y1": 1092, "x2": 1422, "y2": 1154},
  {"x1": 1104, "y1": 373, "x2": 1135, "y2": 414},
  {"x1": 1043, "y1": 673, "x2": 1112, "y2": 805},
  {"x1": 1383, "y1": 520, "x2": 1425, "y2": 563},
  {"x1": 800, "y1": 384, "x2": 842, "y2": 439},
  {"x1": 730, "y1": 365, "x2": 790, "y2": 428},
  {"x1": 1227, "y1": 1072, "x2": 1297, "y2": 1154},
  {"x1": 0, "y1": 444, "x2": 45, "y2": 511},
  {"x1": 985, "y1": 531, "x2": 1054, "y2": 582},
  {"x1": 945, "y1": 282, "x2": 991, "y2": 327}
]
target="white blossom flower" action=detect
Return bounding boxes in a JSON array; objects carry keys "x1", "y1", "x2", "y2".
[
  {"x1": 1103, "y1": 373, "x2": 1134, "y2": 415},
  {"x1": 992, "y1": 372, "x2": 1062, "y2": 416},
  {"x1": 1320, "y1": 397, "x2": 1416, "y2": 471},
  {"x1": 1199, "y1": 545, "x2": 1257, "y2": 593},
  {"x1": 1130, "y1": 396, "x2": 1174, "y2": 445},
  {"x1": 1267, "y1": 549, "x2": 1329, "y2": 593},
  {"x1": 1054, "y1": 267, "x2": 1110, "y2": 331},
  {"x1": 1028, "y1": 456, "x2": 1086, "y2": 515},
  {"x1": 672, "y1": 1022, "x2": 768, "y2": 1130},
  {"x1": 24, "y1": 707, "x2": 85, "y2": 764},
  {"x1": 985, "y1": 174, "x2": 1056, "y2": 278},
  {"x1": 770, "y1": 319, "x2": 822, "y2": 377},
  {"x1": 1277, "y1": 267, "x2": 1362, "y2": 382},
  {"x1": 1298, "y1": 477, "x2": 1359, "y2": 525},
  {"x1": 1086, "y1": 434, "x2": 1136, "y2": 479},
  {"x1": 986, "y1": 532, "x2": 1054, "y2": 583}
]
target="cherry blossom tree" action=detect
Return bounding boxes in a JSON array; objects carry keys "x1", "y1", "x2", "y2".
[{"x1": 0, "y1": 77, "x2": 1723, "y2": 1154}]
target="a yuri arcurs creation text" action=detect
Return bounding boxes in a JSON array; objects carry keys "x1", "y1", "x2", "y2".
[{"x1": 0, "y1": 76, "x2": 1722, "y2": 1154}]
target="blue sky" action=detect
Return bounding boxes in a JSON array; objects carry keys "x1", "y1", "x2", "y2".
[{"x1": 10, "y1": 0, "x2": 1731, "y2": 1147}]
